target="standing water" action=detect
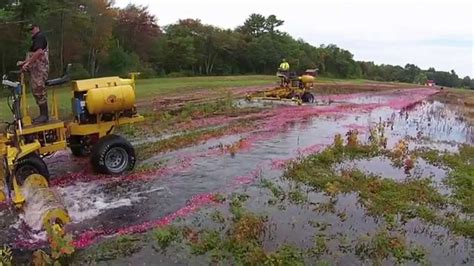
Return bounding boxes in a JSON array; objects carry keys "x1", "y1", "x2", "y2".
[{"x1": 0, "y1": 88, "x2": 471, "y2": 264}]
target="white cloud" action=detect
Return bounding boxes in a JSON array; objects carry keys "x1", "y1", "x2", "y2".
[{"x1": 115, "y1": 0, "x2": 474, "y2": 77}]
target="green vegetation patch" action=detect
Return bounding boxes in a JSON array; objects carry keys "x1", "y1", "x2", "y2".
[
  {"x1": 160, "y1": 94, "x2": 236, "y2": 120},
  {"x1": 86, "y1": 235, "x2": 143, "y2": 261},
  {"x1": 285, "y1": 134, "x2": 473, "y2": 237},
  {"x1": 261, "y1": 179, "x2": 285, "y2": 200},
  {"x1": 265, "y1": 245, "x2": 305, "y2": 266},
  {"x1": 136, "y1": 120, "x2": 254, "y2": 161},
  {"x1": 355, "y1": 229, "x2": 426, "y2": 265},
  {"x1": 149, "y1": 193, "x2": 305, "y2": 265},
  {"x1": 152, "y1": 225, "x2": 182, "y2": 250},
  {"x1": 415, "y1": 145, "x2": 473, "y2": 211}
]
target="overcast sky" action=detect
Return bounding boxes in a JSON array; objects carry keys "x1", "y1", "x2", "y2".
[{"x1": 115, "y1": 0, "x2": 473, "y2": 77}]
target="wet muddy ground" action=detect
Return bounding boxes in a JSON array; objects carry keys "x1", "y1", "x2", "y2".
[{"x1": 0, "y1": 85, "x2": 472, "y2": 265}]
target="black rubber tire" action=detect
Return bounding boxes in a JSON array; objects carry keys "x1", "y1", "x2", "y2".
[
  {"x1": 69, "y1": 135, "x2": 92, "y2": 157},
  {"x1": 301, "y1": 92, "x2": 315, "y2": 103},
  {"x1": 90, "y1": 134, "x2": 136, "y2": 175},
  {"x1": 14, "y1": 153, "x2": 50, "y2": 186}
]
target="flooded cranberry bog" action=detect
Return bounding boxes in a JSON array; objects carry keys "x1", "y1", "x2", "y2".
[{"x1": 0, "y1": 82, "x2": 472, "y2": 265}]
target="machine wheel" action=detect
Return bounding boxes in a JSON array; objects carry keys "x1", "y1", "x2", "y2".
[
  {"x1": 90, "y1": 134, "x2": 136, "y2": 175},
  {"x1": 288, "y1": 91, "x2": 298, "y2": 99},
  {"x1": 69, "y1": 135, "x2": 93, "y2": 157},
  {"x1": 14, "y1": 153, "x2": 50, "y2": 186},
  {"x1": 301, "y1": 92, "x2": 315, "y2": 103}
]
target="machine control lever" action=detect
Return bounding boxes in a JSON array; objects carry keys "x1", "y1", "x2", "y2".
[{"x1": 2, "y1": 79, "x2": 20, "y2": 88}]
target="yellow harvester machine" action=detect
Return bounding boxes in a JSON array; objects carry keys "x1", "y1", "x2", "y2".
[
  {"x1": 246, "y1": 69, "x2": 317, "y2": 105},
  {"x1": 0, "y1": 66, "x2": 144, "y2": 231}
]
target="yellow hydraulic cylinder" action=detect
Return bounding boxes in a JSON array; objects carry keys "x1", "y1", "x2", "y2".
[
  {"x1": 86, "y1": 85, "x2": 136, "y2": 114},
  {"x1": 12, "y1": 174, "x2": 25, "y2": 207},
  {"x1": 20, "y1": 73, "x2": 32, "y2": 126},
  {"x1": 0, "y1": 178, "x2": 5, "y2": 202},
  {"x1": 0, "y1": 136, "x2": 6, "y2": 202}
]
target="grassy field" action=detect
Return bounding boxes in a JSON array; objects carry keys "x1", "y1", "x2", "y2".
[
  {"x1": 134, "y1": 75, "x2": 276, "y2": 97},
  {"x1": 1, "y1": 75, "x2": 460, "y2": 123},
  {"x1": 0, "y1": 75, "x2": 275, "y2": 123}
]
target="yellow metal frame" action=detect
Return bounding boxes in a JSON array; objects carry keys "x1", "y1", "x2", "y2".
[
  {"x1": 246, "y1": 96, "x2": 303, "y2": 105},
  {"x1": 50, "y1": 87, "x2": 59, "y2": 120},
  {"x1": 0, "y1": 158, "x2": 5, "y2": 202},
  {"x1": 68, "y1": 115, "x2": 144, "y2": 138},
  {"x1": 0, "y1": 135, "x2": 8, "y2": 202},
  {"x1": 16, "y1": 121, "x2": 68, "y2": 155},
  {"x1": 0, "y1": 139, "x2": 42, "y2": 204},
  {"x1": 0, "y1": 184, "x2": 5, "y2": 202},
  {"x1": 20, "y1": 73, "x2": 33, "y2": 127},
  {"x1": 246, "y1": 86, "x2": 308, "y2": 105},
  {"x1": 12, "y1": 173, "x2": 25, "y2": 206},
  {"x1": 5, "y1": 141, "x2": 41, "y2": 166}
]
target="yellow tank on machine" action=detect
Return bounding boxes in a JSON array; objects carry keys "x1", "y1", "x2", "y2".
[
  {"x1": 86, "y1": 85, "x2": 136, "y2": 115},
  {"x1": 71, "y1": 76, "x2": 137, "y2": 115},
  {"x1": 72, "y1": 77, "x2": 135, "y2": 92},
  {"x1": 300, "y1": 75, "x2": 315, "y2": 84}
]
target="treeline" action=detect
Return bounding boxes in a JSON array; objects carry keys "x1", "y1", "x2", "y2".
[{"x1": 0, "y1": 0, "x2": 472, "y2": 89}]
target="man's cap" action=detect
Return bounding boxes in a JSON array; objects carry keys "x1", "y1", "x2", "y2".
[{"x1": 27, "y1": 23, "x2": 39, "y2": 30}]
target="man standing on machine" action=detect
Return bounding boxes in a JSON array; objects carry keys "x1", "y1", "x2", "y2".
[
  {"x1": 278, "y1": 58, "x2": 290, "y2": 87},
  {"x1": 18, "y1": 23, "x2": 50, "y2": 123}
]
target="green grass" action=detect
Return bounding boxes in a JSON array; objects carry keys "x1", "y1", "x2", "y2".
[
  {"x1": 451, "y1": 87, "x2": 474, "y2": 92},
  {"x1": 316, "y1": 77, "x2": 372, "y2": 84},
  {"x1": 134, "y1": 75, "x2": 275, "y2": 98},
  {"x1": 0, "y1": 75, "x2": 274, "y2": 122},
  {"x1": 145, "y1": 94, "x2": 237, "y2": 131}
]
